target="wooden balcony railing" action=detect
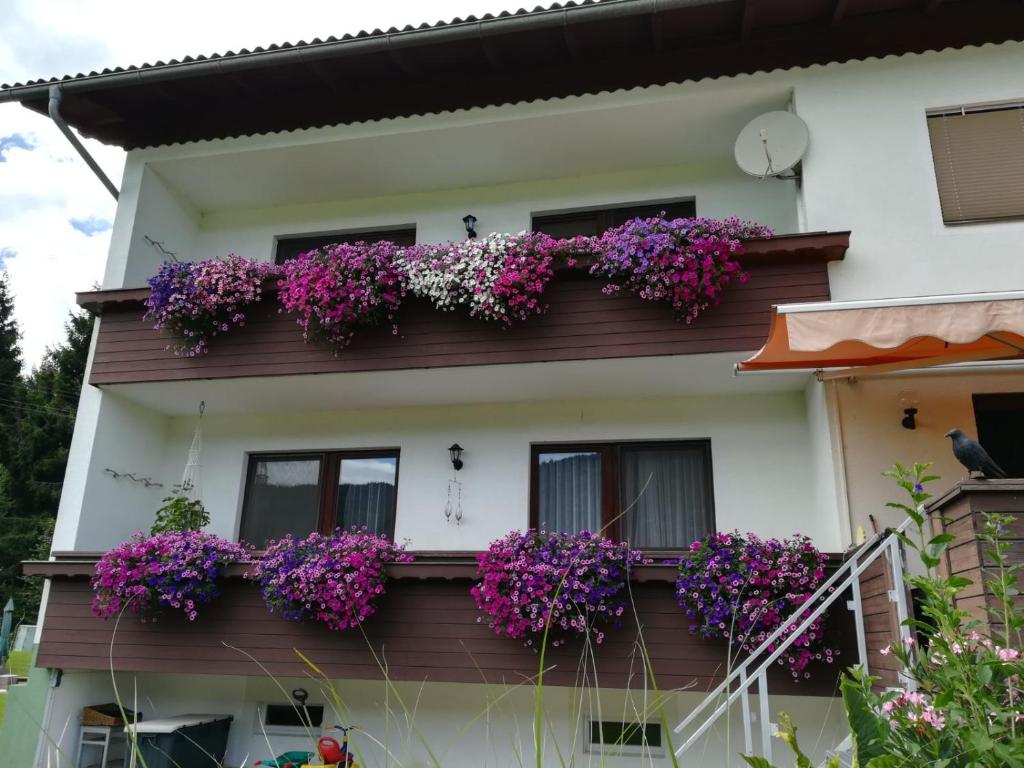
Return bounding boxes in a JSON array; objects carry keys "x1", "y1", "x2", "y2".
[{"x1": 77, "y1": 232, "x2": 848, "y2": 386}]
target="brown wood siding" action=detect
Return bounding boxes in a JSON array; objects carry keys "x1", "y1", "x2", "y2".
[
  {"x1": 928, "y1": 480, "x2": 1024, "y2": 636},
  {"x1": 38, "y1": 577, "x2": 854, "y2": 696},
  {"x1": 858, "y1": 555, "x2": 903, "y2": 690},
  {"x1": 86, "y1": 256, "x2": 835, "y2": 386}
]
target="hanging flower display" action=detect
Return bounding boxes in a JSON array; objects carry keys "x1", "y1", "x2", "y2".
[
  {"x1": 277, "y1": 241, "x2": 407, "y2": 351},
  {"x1": 472, "y1": 529, "x2": 646, "y2": 647},
  {"x1": 92, "y1": 531, "x2": 251, "y2": 621},
  {"x1": 145, "y1": 254, "x2": 276, "y2": 356},
  {"x1": 589, "y1": 215, "x2": 772, "y2": 323},
  {"x1": 251, "y1": 529, "x2": 412, "y2": 632},
  {"x1": 673, "y1": 531, "x2": 836, "y2": 680},
  {"x1": 398, "y1": 232, "x2": 556, "y2": 325}
]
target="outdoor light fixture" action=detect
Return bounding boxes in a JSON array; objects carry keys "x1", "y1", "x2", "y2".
[
  {"x1": 462, "y1": 214, "x2": 478, "y2": 239},
  {"x1": 449, "y1": 443, "x2": 465, "y2": 471},
  {"x1": 901, "y1": 408, "x2": 918, "y2": 430},
  {"x1": 898, "y1": 390, "x2": 920, "y2": 430}
]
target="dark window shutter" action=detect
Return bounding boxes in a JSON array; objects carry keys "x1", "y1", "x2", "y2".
[{"x1": 275, "y1": 227, "x2": 416, "y2": 263}]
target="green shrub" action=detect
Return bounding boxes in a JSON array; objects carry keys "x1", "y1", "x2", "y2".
[{"x1": 151, "y1": 483, "x2": 209, "y2": 534}]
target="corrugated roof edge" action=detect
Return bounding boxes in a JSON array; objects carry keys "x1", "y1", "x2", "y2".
[{"x1": 0, "y1": 0, "x2": 609, "y2": 92}]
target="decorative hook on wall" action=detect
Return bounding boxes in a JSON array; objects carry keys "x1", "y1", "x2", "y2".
[
  {"x1": 104, "y1": 468, "x2": 163, "y2": 488},
  {"x1": 143, "y1": 235, "x2": 178, "y2": 262}
]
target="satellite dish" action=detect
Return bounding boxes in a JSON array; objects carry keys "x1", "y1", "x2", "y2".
[{"x1": 734, "y1": 111, "x2": 809, "y2": 179}]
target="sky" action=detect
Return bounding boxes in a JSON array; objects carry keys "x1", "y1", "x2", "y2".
[{"x1": 0, "y1": 0, "x2": 527, "y2": 368}]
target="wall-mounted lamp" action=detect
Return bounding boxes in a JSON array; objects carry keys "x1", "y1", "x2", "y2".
[
  {"x1": 462, "y1": 214, "x2": 478, "y2": 239},
  {"x1": 901, "y1": 408, "x2": 918, "y2": 430},
  {"x1": 291, "y1": 688, "x2": 309, "y2": 706},
  {"x1": 449, "y1": 443, "x2": 465, "y2": 471},
  {"x1": 898, "y1": 390, "x2": 920, "y2": 430}
]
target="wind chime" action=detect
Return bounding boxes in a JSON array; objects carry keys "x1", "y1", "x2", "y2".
[
  {"x1": 180, "y1": 401, "x2": 205, "y2": 500},
  {"x1": 444, "y1": 443, "x2": 464, "y2": 525}
]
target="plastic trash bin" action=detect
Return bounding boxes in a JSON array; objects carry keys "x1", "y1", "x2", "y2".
[{"x1": 125, "y1": 714, "x2": 232, "y2": 767}]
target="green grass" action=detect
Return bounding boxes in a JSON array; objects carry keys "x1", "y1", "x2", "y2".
[
  {"x1": 0, "y1": 690, "x2": 6, "y2": 729},
  {"x1": 5, "y1": 651, "x2": 31, "y2": 679}
]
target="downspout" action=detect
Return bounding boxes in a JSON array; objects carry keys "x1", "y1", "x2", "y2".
[{"x1": 47, "y1": 85, "x2": 118, "y2": 200}]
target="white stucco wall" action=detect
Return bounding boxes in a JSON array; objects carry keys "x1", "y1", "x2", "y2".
[
  {"x1": 100, "y1": 41, "x2": 1024, "y2": 299},
  {"x1": 103, "y1": 163, "x2": 200, "y2": 289},
  {"x1": 794, "y1": 42, "x2": 1024, "y2": 300},
  {"x1": 833, "y1": 367, "x2": 1023, "y2": 538},
  {"x1": 67, "y1": 390, "x2": 843, "y2": 554},
  {"x1": 39, "y1": 670, "x2": 848, "y2": 768}
]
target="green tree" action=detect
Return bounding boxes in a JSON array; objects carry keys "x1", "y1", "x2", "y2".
[
  {"x1": 0, "y1": 273, "x2": 23, "y2": 474},
  {"x1": 8, "y1": 310, "x2": 92, "y2": 520},
  {"x1": 0, "y1": 308, "x2": 92, "y2": 624}
]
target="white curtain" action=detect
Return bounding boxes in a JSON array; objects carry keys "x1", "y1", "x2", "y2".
[
  {"x1": 620, "y1": 446, "x2": 712, "y2": 548},
  {"x1": 537, "y1": 452, "x2": 602, "y2": 534}
]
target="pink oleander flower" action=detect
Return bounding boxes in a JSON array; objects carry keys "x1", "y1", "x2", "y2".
[
  {"x1": 145, "y1": 254, "x2": 276, "y2": 356},
  {"x1": 92, "y1": 531, "x2": 251, "y2": 620},
  {"x1": 998, "y1": 647, "x2": 1020, "y2": 661},
  {"x1": 277, "y1": 241, "x2": 407, "y2": 351},
  {"x1": 472, "y1": 530, "x2": 646, "y2": 647},
  {"x1": 251, "y1": 528, "x2": 412, "y2": 632},
  {"x1": 674, "y1": 530, "x2": 836, "y2": 681}
]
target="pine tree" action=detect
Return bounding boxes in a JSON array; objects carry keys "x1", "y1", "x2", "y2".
[
  {"x1": 0, "y1": 273, "x2": 23, "y2": 473},
  {"x1": 0, "y1": 307, "x2": 93, "y2": 623},
  {"x1": 10, "y1": 310, "x2": 93, "y2": 518}
]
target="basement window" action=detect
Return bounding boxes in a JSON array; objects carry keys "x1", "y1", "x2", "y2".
[
  {"x1": 275, "y1": 226, "x2": 416, "y2": 263},
  {"x1": 927, "y1": 101, "x2": 1024, "y2": 224},
  {"x1": 258, "y1": 703, "x2": 325, "y2": 735},
  {"x1": 587, "y1": 720, "x2": 664, "y2": 757},
  {"x1": 532, "y1": 199, "x2": 696, "y2": 239}
]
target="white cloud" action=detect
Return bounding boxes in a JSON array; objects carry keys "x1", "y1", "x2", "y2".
[{"x1": 0, "y1": 0, "x2": 526, "y2": 367}]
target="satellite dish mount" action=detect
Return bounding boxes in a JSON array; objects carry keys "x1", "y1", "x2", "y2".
[{"x1": 734, "y1": 111, "x2": 810, "y2": 182}]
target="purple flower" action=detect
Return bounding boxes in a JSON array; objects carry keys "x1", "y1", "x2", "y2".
[
  {"x1": 472, "y1": 530, "x2": 647, "y2": 646},
  {"x1": 250, "y1": 528, "x2": 411, "y2": 632},
  {"x1": 92, "y1": 531, "x2": 251, "y2": 620},
  {"x1": 145, "y1": 254, "x2": 276, "y2": 356},
  {"x1": 674, "y1": 530, "x2": 836, "y2": 680}
]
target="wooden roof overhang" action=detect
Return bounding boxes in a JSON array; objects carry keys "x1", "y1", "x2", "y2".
[{"x1": 2, "y1": 0, "x2": 1022, "y2": 149}]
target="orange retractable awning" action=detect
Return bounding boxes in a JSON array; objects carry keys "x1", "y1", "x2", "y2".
[{"x1": 739, "y1": 292, "x2": 1024, "y2": 379}]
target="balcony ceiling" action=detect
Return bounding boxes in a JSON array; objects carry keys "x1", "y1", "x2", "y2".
[
  {"x1": 100, "y1": 352, "x2": 809, "y2": 416},
  {"x1": 1, "y1": 0, "x2": 1020, "y2": 149},
  {"x1": 149, "y1": 82, "x2": 789, "y2": 211}
]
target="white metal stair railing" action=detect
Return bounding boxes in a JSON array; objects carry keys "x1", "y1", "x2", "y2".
[{"x1": 673, "y1": 518, "x2": 915, "y2": 762}]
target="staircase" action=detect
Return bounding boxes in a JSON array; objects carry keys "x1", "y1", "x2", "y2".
[{"x1": 672, "y1": 519, "x2": 914, "y2": 763}]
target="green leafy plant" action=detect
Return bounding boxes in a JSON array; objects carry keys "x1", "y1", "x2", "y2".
[
  {"x1": 746, "y1": 463, "x2": 1024, "y2": 768},
  {"x1": 150, "y1": 482, "x2": 209, "y2": 534}
]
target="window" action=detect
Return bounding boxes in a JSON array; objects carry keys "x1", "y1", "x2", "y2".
[
  {"x1": 240, "y1": 451, "x2": 399, "y2": 546},
  {"x1": 275, "y1": 226, "x2": 416, "y2": 263},
  {"x1": 587, "y1": 720, "x2": 663, "y2": 757},
  {"x1": 532, "y1": 199, "x2": 696, "y2": 239},
  {"x1": 262, "y1": 704, "x2": 324, "y2": 729},
  {"x1": 973, "y1": 393, "x2": 1024, "y2": 477},
  {"x1": 530, "y1": 441, "x2": 714, "y2": 550},
  {"x1": 927, "y1": 102, "x2": 1024, "y2": 224}
]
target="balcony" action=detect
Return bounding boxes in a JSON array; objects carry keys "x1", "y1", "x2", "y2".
[
  {"x1": 28, "y1": 556, "x2": 855, "y2": 695},
  {"x1": 78, "y1": 232, "x2": 847, "y2": 410}
]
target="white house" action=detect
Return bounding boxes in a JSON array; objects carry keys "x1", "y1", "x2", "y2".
[{"x1": 4, "y1": 1, "x2": 1024, "y2": 766}]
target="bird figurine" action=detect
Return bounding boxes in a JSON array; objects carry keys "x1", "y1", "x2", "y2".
[{"x1": 944, "y1": 429, "x2": 1007, "y2": 479}]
